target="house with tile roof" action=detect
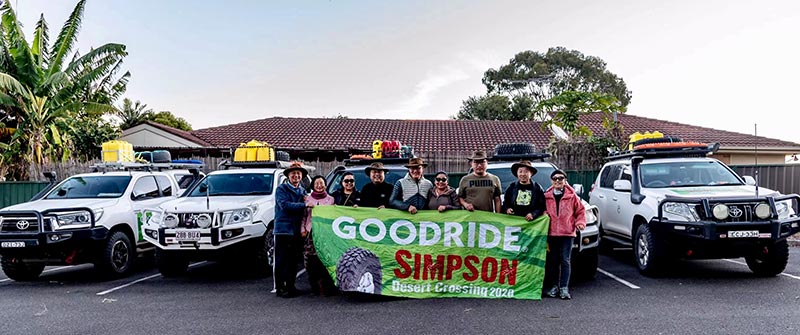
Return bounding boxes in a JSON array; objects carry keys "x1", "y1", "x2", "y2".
[{"x1": 120, "y1": 114, "x2": 800, "y2": 168}]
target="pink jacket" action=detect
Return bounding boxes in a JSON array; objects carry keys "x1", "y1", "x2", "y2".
[
  {"x1": 302, "y1": 193, "x2": 334, "y2": 236},
  {"x1": 544, "y1": 184, "x2": 586, "y2": 237}
]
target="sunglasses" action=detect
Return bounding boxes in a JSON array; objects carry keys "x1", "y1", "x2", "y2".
[
  {"x1": 435, "y1": 178, "x2": 448, "y2": 182},
  {"x1": 552, "y1": 176, "x2": 566, "y2": 181},
  {"x1": 343, "y1": 179, "x2": 355, "y2": 183}
]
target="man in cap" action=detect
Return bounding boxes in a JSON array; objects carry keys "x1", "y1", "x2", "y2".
[
  {"x1": 273, "y1": 161, "x2": 312, "y2": 298},
  {"x1": 458, "y1": 150, "x2": 502, "y2": 213},
  {"x1": 359, "y1": 162, "x2": 394, "y2": 208},
  {"x1": 502, "y1": 160, "x2": 546, "y2": 221},
  {"x1": 389, "y1": 158, "x2": 433, "y2": 214}
]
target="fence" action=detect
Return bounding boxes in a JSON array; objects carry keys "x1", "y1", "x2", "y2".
[{"x1": 0, "y1": 181, "x2": 49, "y2": 208}]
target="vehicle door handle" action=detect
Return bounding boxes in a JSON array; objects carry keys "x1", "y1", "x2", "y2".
[
  {"x1": 597, "y1": 194, "x2": 605, "y2": 199},
  {"x1": 612, "y1": 197, "x2": 618, "y2": 201}
]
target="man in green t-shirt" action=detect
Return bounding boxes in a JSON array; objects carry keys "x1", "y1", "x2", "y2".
[{"x1": 458, "y1": 150, "x2": 502, "y2": 212}]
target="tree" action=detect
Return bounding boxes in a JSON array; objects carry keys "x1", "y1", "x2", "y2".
[
  {"x1": 534, "y1": 91, "x2": 625, "y2": 138},
  {"x1": 148, "y1": 111, "x2": 192, "y2": 131},
  {"x1": 457, "y1": 47, "x2": 631, "y2": 121},
  {"x1": 116, "y1": 98, "x2": 152, "y2": 130},
  {"x1": 0, "y1": 0, "x2": 129, "y2": 179}
]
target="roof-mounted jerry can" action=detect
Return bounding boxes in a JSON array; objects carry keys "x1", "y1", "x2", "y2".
[
  {"x1": 627, "y1": 131, "x2": 664, "y2": 149},
  {"x1": 102, "y1": 140, "x2": 135, "y2": 163},
  {"x1": 372, "y1": 140, "x2": 383, "y2": 159},
  {"x1": 234, "y1": 140, "x2": 274, "y2": 162}
]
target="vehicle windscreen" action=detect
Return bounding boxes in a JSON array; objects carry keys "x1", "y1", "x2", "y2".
[
  {"x1": 487, "y1": 166, "x2": 555, "y2": 193},
  {"x1": 188, "y1": 173, "x2": 274, "y2": 196},
  {"x1": 327, "y1": 168, "x2": 407, "y2": 194},
  {"x1": 45, "y1": 176, "x2": 132, "y2": 199},
  {"x1": 640, "y1": 161, "x2": 743, "y2": 188}
]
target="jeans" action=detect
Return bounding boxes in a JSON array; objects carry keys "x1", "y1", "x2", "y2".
[{"x1": 545, "y1": 236, "x2": 573, "y2": 288}]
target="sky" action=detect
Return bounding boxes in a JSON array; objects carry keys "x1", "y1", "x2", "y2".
[{"x1": 11, "y1": 0, "x2": 800, "y2": 143}]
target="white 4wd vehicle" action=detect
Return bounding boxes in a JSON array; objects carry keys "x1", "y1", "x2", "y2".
[
  {"x1": 0, "y1": 167, "x2": 189, "y2": 280},
  {"x1": 142, "y1": 161, "x2": 310, "y2": 277},
  {"x1": 590, "y1": 142, "x2": 800, "y2": 276},
  {"x1": 483, "y1": 146, "x2": 600, "y2": 281}
]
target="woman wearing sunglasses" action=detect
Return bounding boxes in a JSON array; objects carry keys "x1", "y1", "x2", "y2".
[
  {"x1": 331, "y1": 171, "x2": 360, "y2": 207},
  {"x1": 543, "y1": 169, "x2": 586, "y2": 300},
  {"x1": 426, "y1": 171, "x2": 461, "y2": 212}
]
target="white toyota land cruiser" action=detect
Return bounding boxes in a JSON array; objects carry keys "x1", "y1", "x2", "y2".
[
  {"x1": 590, "y1": 142, "x2": 800, "y2": 276},
  {"x1": 0, "y1": 164, "x2": 194, "y2": 280},
  {"x1": 142, "y1": 161, "x2": 312, "y2": 277}
]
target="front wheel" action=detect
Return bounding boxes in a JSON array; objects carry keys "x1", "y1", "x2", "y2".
[
  {"x1": 155, "y1": 249, "x2": 189, "y2": 277},
  {"x1": 633, "y1": 224, "x2": 666, "y2": 276},
  {"x1": 96, "y1": 231, "x2": 135, "y2": 277},
  {"x1": 252, "y1": 227, "x2": 274, "y2": 277},
  {"x1": 745, "y1": 240, "x2": 789, "y2": 277},
  {"x1": 0, "y1": 256, "x2": 45, "y2": 281}
]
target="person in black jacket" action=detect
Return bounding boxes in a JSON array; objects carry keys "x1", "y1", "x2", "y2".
[
  {"x1": 502, "y1": 160, "x2": 546, "y2": 221},
  {"x1": 331, "y1": 171, "x2": 360, "y2": 207},
  {"x1": 359, "y1": 162, "x2": 393, "y2": 208}
]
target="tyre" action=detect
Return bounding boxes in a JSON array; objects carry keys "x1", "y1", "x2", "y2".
[
  {"x1": 155, "y1": 249, "x2": 189, "y2": 277},
  {"x1": 336, "y1": 247, "x2": 382, "y2": 294},
  {"x1": 632, "y1": 136, "x2": 683, "y2": 147},
  {"x1": 251, "y1": 228, "x2": 274, "y2": 277},
  {"x1": 633, "y1": 224, "x2": 666, "y2": 276},
  {"x1": 745, "y1": 240, "x2": 789, "y2": 277},
  {"x1": 95, "y1": 231, "x2": 135, "y2": 277},
  {"x1": 493, "y1": 143, "x2": 537, "y2": 156},
  {"x1": 275, "y1": 151, "x2": 290, "y2": 161},
  {"x1": 571, "y1": 247, "x2": 599, "y2": 281},
  {"x1": 0, "y1": 256, "x2": 45, "y2": 281}
]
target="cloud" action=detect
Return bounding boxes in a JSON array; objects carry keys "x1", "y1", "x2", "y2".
[{"x1": 379, "y1": 65, "x2": 469, "y2": 119}]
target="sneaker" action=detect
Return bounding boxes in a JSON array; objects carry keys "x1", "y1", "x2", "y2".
[
  {"x1": 545, "y1": 286, "x2": 559, "y2": 298},
  {"x1": 559, "y1": 287, "x2": 571, "y2": 300}
]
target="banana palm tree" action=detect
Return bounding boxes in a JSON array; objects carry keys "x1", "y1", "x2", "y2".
[
  {"x1": 117, "y1": 98, "x2": 153, "y2": 130},
  {"x1": 0, "y1": 0, "x2": 129, "y2": 179}
]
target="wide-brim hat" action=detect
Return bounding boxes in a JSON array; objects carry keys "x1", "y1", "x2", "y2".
[
  {"x1": 403, "y1": 157, "x2": 428, "y2": 168},
  {"x1": 364, "y1": 162, "x2": 389, "y2": 176},
  {"x1": 469, "y1": 150, "x2": 488, "y2": 161},
  {"x1": 283, "y1": 161, "x2": 308, "y2": 178},
  {"x1": 511, "y1": 160, "x2": 538, "y2": 177}
]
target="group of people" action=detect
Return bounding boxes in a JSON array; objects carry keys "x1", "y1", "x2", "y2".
[{"x1": 273, "y1": 149, "x2": 586, "y2": 300}]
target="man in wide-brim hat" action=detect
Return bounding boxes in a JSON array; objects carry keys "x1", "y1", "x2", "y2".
[
  {"x1": 274, "y1": 161, "x2": 312, "y2": 298},
  {"x1": 502, "y1": 160, "x2": 546, "y2": 222},
  {"x1": 390, "y1": 158, "x2": 433, "y2": 214},
  {"x1": 458, "y1": 150, "x2": 502, "y2": 213},
  {"x1": 359, "y1": 162, "x2": 394, "y2": 208}
]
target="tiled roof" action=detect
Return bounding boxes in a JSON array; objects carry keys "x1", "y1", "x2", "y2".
[
  {"x1": 142, "y1": 121, "x2": 214, "y2": 147},
  {"x1": 189, "y1": 115, "x2": 800, "y2": 152}
]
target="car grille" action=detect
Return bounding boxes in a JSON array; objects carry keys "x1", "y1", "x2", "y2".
[
  {"x1": 177, "y1": 213, "x2": 214, "y2": 229},
  {"x1": 695, "y1": 202, "x2": 764, "y2": 222},
  {"x1": 0, "y1": 217, "x2": 41, "y2": 233}
]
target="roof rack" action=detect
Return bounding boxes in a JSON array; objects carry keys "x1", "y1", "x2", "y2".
[
  {"x1": 343, "y1": 157, "x2": 411, "y2": 166},
  {"x1": 90, "y1": 162, "x2": 204, "y2": 172},
  {"x1": 489, "y1": 153, "x2": 551, "y2": 162},
  {"x1": 219, "y1": 159, "x2": 294, "y2": 170},
  {"x1": 606, "y1": 142, "x2": 720, "y2": 161}
]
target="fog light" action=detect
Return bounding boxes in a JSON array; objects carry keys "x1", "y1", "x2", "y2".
[
  {"x1": 712, "y1": 204, "x2": 729, "y2": 220},
  {"x1": 196, "y1": 214, "x2": 212, "y2": 228},
  {"x1": 224, "y1": 231, "x2": 233, "y2": 238},
  {"x1": 674, "y1": 225, "x2": 686, "y2": 230},
  {"x1": 582, "y1": 238, "x2": 590, "y2": 245},
  {"x1": 754, "y1": 204, "x2": 771, "y2": 219},
  {"x1": 163, "y1": 214, "x2": 178, "y2": 228},
  {"x1": 50, "y1": 234, "x2": 60, "y2": 241}
]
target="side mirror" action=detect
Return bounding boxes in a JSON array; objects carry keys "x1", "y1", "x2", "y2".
[
  {"x1": 742, "y1": 175, "x2": 756, "y2": 186},
  {"x1": 198, "y1": 184, "x2": 208, "y2": 193},
  {"x1": 43, "y1": 171, "x2": 57, "y2": 183},
  {"x1": 613, "y1": 180, "x2": 632, "y2": 192},
  {"x1": 572, "y1": 184, "x2": 584, "y2": 196}
]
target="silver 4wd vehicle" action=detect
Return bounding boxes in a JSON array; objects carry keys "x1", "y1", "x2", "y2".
[
  {"x1": 0, "y1": 163, "x2": 199, "y2": 280},
  {"x1": 325, "y1": 157, "x2": 408, "y2": 195},
  {"x1": 482, "y1": 144, "x2": 600, "y2": 281},
  {"x1": 142, "y1": 161, "x2": 313, "y2": 277},
  {"x1": 590, "y1": 142, "x2": 800, "y2": 276}
]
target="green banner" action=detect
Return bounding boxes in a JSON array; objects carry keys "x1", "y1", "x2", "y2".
[{"x1": 312, "y1": 206, "x2": 550, "y2": 300}]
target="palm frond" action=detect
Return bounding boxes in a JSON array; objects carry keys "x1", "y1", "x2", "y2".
[
  {"x1": 105, "y1": 71, "x2": 129, "y2": 102},
  {"x1": 31, "y1": 14, "x2": 50, "y2": 68},
  {"x1": 59, "y1": 101, "x2": 117, "y2": 118},
  {"x1": 0, "y1": 91, "x2": 18, "y2": 107},
  {"x1": 64, "y1": 43, "x2": 126, "y2": 76},
  {"x1": 0, "y1": 71, "x2": 31, "y2": 98},
  {"x1": 0, "y1": 1, "x2": 40, "y2": 86},
  {"x1": 48, "y1": 0, "x2": 86, "y2": 75}
]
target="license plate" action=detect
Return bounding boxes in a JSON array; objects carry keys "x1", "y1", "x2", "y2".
[
  {"x1": 175, "y1": 230, "x2": 201, "y2": 241},
  {"x1": 728, "y1": 230, "x2": 759, "y2": 238},
  {"x1": 1, "y1": 241, "x2": 25, "y2": 248}
]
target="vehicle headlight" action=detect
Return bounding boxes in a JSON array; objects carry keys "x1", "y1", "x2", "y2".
[
  {"x1": 584, "y1": 208, "x2": 597, "y2": 225},
  {"x1": 222, "y1": 208, "x2": 253, "y2": 225},
  {"x1": 712, "y1": 204, "x2": 729, "y2": 220},
  {"x1": 163, "y1": 214, "x2": 179, "y2": 228},
  {"x1": 148, "y1": 210, "x2": 163, "y2": 226},
  {"x1": 754, "y1": 203, "x2": 771, "y2": 219},
  {"x1": 56, "y1": 210, "x2": 92, "y2": 228},
  {"x1": 775, "y1": 200, "x2": 795, "y2": 220},
  {"x1": 663, "y1": 202, "x2": 700, "y2": 222}
]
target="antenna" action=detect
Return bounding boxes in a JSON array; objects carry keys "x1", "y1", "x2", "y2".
[
  {"x1": 754, "y1": 124, "x2": 759, "y2": 197},
  {"x1": 206, "y1": 181, "x2": 211, "y2": 210}
]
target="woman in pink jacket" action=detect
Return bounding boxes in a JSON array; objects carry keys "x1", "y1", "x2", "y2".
[
  {"x1": 302, "y1": 175, "x2": 337, "y2": 296},
  {"x1": 543, "y1": 170, "x2": 586, "y2": 300}
]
